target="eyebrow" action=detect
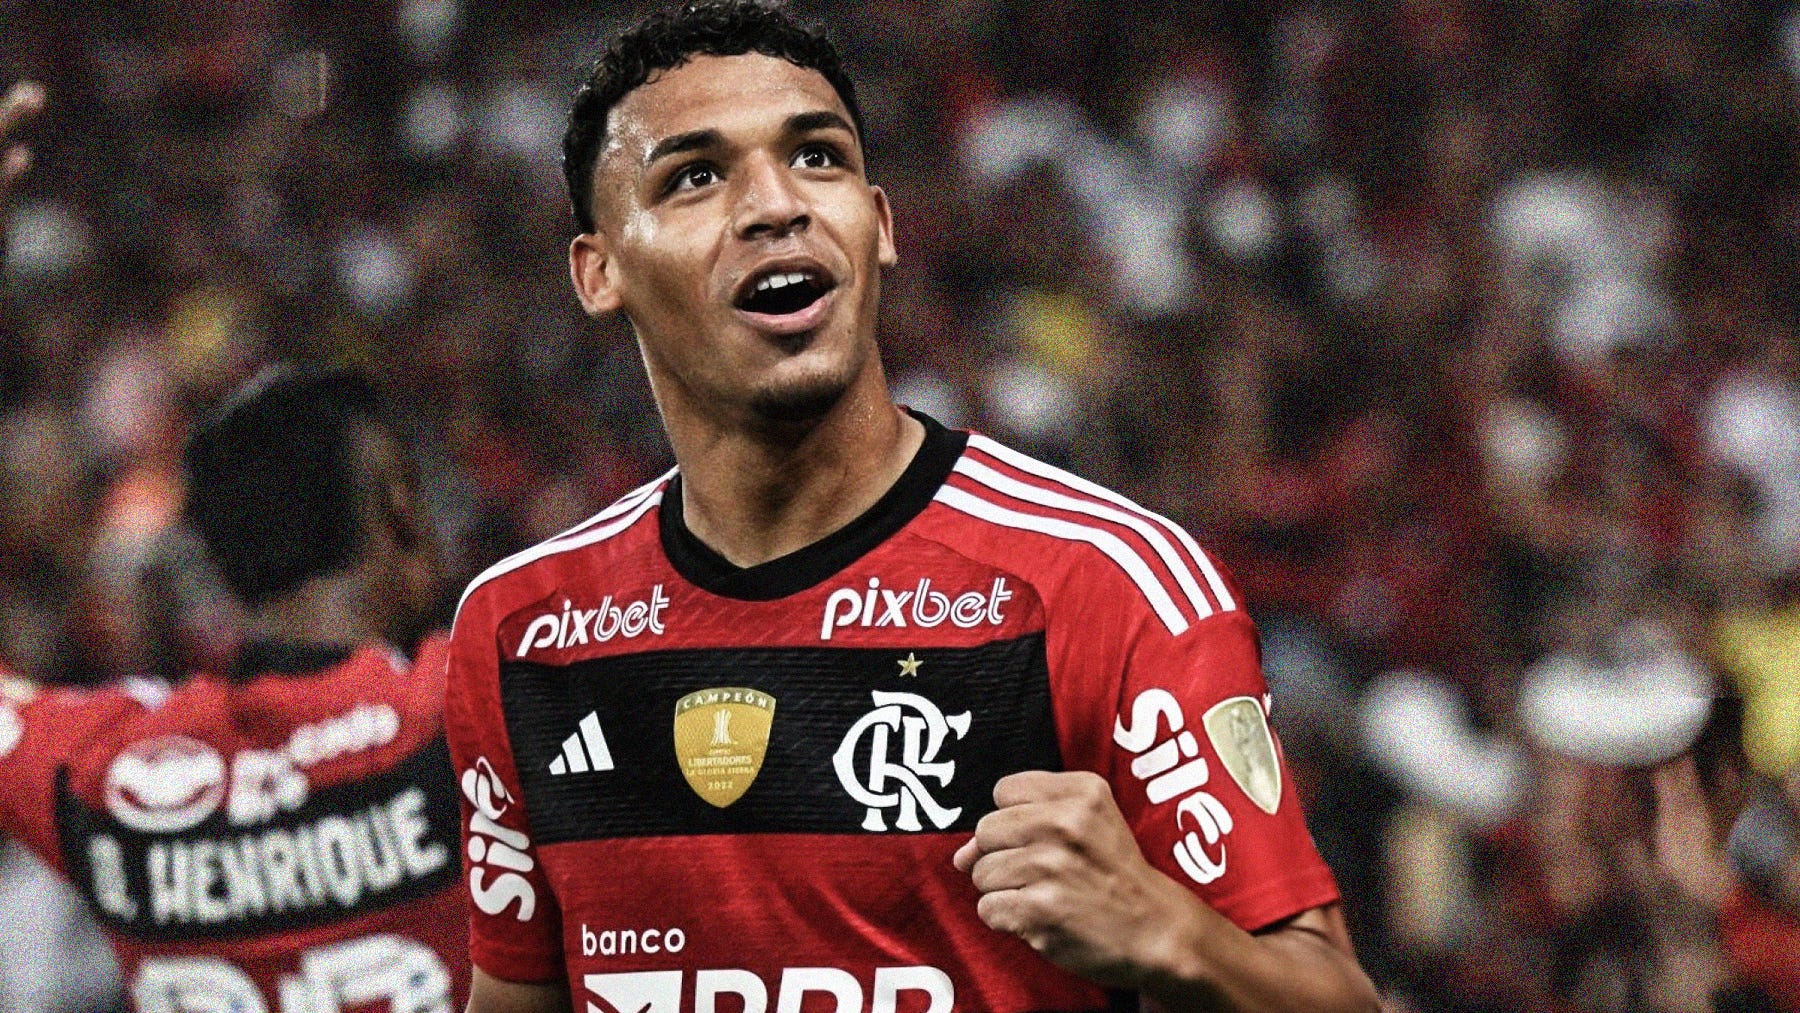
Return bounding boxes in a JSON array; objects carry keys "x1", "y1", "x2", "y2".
[
  {"x1": 644, "y1": 128, "x2": 722, "y2": 168},
  {"x1": 641, "y1": 110, "x2": 858, "y2": 168},
  {"x1": 785, "y1": 110, "x2": 857, "y2": 138}
]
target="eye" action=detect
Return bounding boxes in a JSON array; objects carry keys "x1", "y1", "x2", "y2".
[
  {"x1": 667, "y1": 163, "x2": 720, "y2": 193},
  {"x1": 792, "y1": 144, "x2": 843, "y2": 170}
]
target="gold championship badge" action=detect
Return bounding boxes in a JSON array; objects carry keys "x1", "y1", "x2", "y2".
[
  {"x1": 674, "y1": 687, "x2": 775, "y2": 808},
  {"x1": 1202, "y1": 696, "x2": 1282, "y2": 815}
]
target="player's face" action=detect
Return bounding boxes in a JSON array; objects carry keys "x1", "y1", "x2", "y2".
[{"x1": 570, "y1": 54, "x2": 897, "y2": 427}]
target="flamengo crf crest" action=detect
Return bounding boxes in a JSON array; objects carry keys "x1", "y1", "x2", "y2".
[{"x1": 673, "y1": 687, "x2": 776, "y2": 807}]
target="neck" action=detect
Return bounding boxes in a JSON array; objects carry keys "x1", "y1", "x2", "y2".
[
  {"x1": 247, "y1": 572, "x2": 390, "y2": 649},
  {"x1": 665, "y1": 390, "x2": 924, "y2": 569}
]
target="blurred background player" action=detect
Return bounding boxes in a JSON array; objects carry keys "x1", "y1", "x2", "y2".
[
  {"x1": 1649, "y1": 700, "x2": 1800, "y2": 1013},
  {"x1": 0, "y1": 92, "x2": 469, "y2": 1004},
  {"x1": 0, "y1": 77, "x2": 124, "y2": 1013},
  {"x1": 1520, "y1": 668, "x2": 1800, "y2": 1013},
  {"x1": 0, "y1": 355, "x2": 471, "y2": 1013}
]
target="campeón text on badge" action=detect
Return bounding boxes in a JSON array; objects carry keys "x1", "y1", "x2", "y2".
[{"x1": 673, "y1": 687, "x2": 775, "y2": 807}]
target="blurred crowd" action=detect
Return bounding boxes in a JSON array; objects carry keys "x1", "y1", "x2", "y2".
[{"x1": 2, "y1": 2, "x2": 1799, "y2": 1012}]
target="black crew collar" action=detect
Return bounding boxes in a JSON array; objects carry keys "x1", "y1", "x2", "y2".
[
  {"x1": 230, "y1": 640, "x2": 356, "y2": 682},
  {"x1": 660, "y1": 409, "x2": 967, "y2": 601}
]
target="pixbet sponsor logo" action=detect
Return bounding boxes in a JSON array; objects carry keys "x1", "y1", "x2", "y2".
[
  {"x1": 515, "y1": 585, "x2": 670, "y2": 658},
  {"x1": 1112, "y1": 688, "x2": 1238, "y2": 885},
  {"x1": 104, "y1": 736, "x2": 228, "y2": 833},
  {"x1": 819, "y1": 577, "x2": 1012, "y2": 641},
  {"x1": 227, "y1": 703, "x2": 401, "y2": 825},
  {"x1": 461, "y1": 756, "x2": 537, "y2": 920},
  {"x1": 101, "y1": 705, "x2": 407, "y2": 834},
  {"x1": 583, "y1": 965, "x2": 952, "y2": 1013}
]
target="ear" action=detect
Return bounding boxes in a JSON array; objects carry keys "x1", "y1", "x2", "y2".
[
  {"x1": 373, "y1": 468, "x2": 430, "y2": 557},
  {"x1": 367, "y1": 456, "x2": 443, "y2": 613},
  {"x1": 871, "y1": 185, "x2": 898, "y2": 270},
  {"x1": 570, "y1": 232, "x2": 623, "y2": 316}
]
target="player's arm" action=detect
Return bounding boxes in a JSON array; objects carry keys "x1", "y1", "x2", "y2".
[
  {"x1": 468, "y1": 968, "x2": 568, "y2": 1013},
  {"x1": 953, "y1": 771, "x2": 1376, "y2": 1013},
  {"x1": 0, "y1": 667, "x2": 144, "y2": 865},
  {"x1": 955, "y1": 531, "x2": 1376, "y2": 1012},
  {"x1": 447, "y1": 587, "x2": 569, "y2": 993}
]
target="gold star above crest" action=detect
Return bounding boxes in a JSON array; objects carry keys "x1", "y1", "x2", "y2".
[{"x1": 897, "y1": 652, "x2": 923, "y2": 677}]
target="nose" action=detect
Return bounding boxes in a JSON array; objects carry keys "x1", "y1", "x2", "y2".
[{"x1": 733, "y1": 153, "x2": 809, "y2": 240}]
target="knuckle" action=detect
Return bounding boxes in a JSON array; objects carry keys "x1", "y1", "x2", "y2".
[
  {"x1": 969, "y1": 854, "x2": 1003, "y2": 892},
  {"x1": 975, "y1": 812, "x2": 1017, "y2": 849},
  {"x1": 1068, "y1": 769, "x2": 1107, "y2": 793},
  {"x1": 1027, "y1": 842, "x2": 1075, "y2": 880},
  {"x1": 976, "y1": 891, "x2": 1018, "y2": 933},
  {"x1": 1019, "y1": 879, "x2": 1066, "y2": 919},
  {"x1": 1047, "y1": 806, "x2": 1087, "y2": 844},
  {"x1": 992, "y1": 771, "x2": 1025, "y2": 803},
  {"x1": 1072, "y1": 772, "x2": 1111, "y2": 807}
]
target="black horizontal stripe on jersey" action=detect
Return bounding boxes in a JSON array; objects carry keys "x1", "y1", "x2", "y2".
[
  {"x1": 499, "y1": 634, "x2": 1059, "y2": 844},
  {"x1": 53, "y1": 735, "x2": 461, "y2": 943}
]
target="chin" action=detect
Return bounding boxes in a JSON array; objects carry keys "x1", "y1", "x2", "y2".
[{"x1": 745, "y1": 371, "x2": 853, "y2": 426}]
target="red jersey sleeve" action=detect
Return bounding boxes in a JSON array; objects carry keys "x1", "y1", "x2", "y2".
[
  {"x1": 1045, "y1": 550, "x2": 1340, "y2": 932},
  {"x1": 0, "y1": 671, "x2": 140, "y2": 869},
  {"x1": 446, "y1": 590, "x2": 565, "y2": 983}
]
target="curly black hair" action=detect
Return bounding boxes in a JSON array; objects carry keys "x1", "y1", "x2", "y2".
[
  {"x1": 184, "y1": 365, "x2": 385, "y2": 606},
  {"x1": 562, "y1": 0, "x2": 864, "y2": 234}
]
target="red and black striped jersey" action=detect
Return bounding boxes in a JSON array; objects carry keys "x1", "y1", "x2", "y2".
[
  {"x1": 0, "y1": 638, "x2": 469, "y2": 1013},
  {"x1": 446, "y1": 413, "x2": 1339, "y2": 1012}
]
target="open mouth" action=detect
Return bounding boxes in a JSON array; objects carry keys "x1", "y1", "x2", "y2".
[{"x1": 735, "y1": 269, "x2": 834, "y2": 317}]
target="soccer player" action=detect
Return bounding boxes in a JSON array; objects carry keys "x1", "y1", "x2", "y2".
[
  {"x1": 0, "y1": 364, "x2": 471, "y2": 1011},
  {"x1": 446, "y1": 4, "x2": 1378, "y2": 1013}
]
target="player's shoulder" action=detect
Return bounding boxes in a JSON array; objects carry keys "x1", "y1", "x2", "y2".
[
  {"x1": 453, "y1": 468, "x2": 674, "y2": 627},
  {"x1": 0, "y1": 666, "x2": 159, "y2": 717},
  {"x1": 0, "y1": 669, "x2": 168, "y2": 774},
  {"x1": 927, "y1": 430, "x2": 1241, "y2": 637},
  {"x1": 336, "y1": 635, "x2": 451, "y2": 695},
  {"x1": 411, "y1": 630, "x2": 452, "y2": 671}
]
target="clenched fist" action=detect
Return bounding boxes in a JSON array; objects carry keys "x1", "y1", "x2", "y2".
[{"x1": 952, "y1": 769, "x2": 1206, "y2": 988}]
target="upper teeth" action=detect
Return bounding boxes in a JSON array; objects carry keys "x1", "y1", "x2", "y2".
[{"x1": 755, "y1": 272, "x2": 813, "y2": 293}]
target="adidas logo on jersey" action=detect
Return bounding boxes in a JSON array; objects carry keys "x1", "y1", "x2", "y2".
[{"x1": 548, "y1": 712, "x2": 614, "y2": 775}]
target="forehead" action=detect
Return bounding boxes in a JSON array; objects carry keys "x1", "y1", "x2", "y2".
[{"x1": 603, "y1": 53, "x2": 852, "y2": 162}]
